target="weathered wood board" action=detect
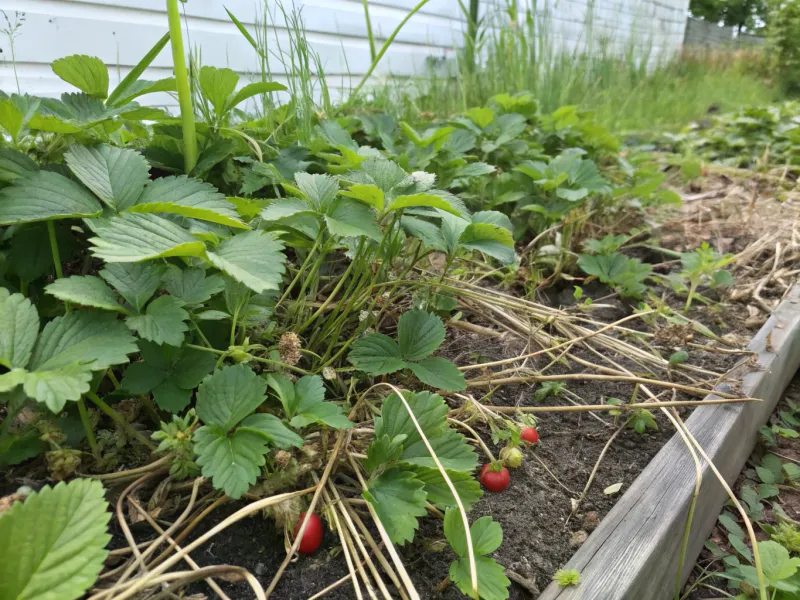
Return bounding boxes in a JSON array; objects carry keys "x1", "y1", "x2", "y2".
[{"x1": 538, "y1": 285, "x2": 800, "y2": 600}]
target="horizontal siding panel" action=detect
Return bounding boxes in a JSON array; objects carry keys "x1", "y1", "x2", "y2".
[{"x1": 0, "y1": 0, "x2": 689, "y2": 104}]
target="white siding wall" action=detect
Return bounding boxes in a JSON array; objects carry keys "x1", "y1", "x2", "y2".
[{"x1": 0, "y1": 0, "x2": 689, "y2": 105}]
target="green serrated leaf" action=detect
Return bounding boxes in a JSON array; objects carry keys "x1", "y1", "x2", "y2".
[
  {"x1": 23, "y1": 362, "x2": 95, "y2": 414},
  {"x1": 151, "y1": 379, "x2": 192, "y2": 413},
  {"x1": 172, "y1": 348, "x2": 217, "y2": 390},
  {"x1": 0, "y1": 99, "x2": 24, "y2": 139},
  {"x1": 99, "y1": 262, "x2": 165, "y2": 313},
  {"x1": 162, "y1": 266, "x2": 225, "y2": 306},
  {"x1": 29, "y1": 312, "x2": 137, "y2": 374},
  {"x1": 398, "y1": 310, "x2": 446, "y2": 361},
  {"x1": 126, "y1": 296, "x2": 188, "y2": 347},
  {"x1": 459, "y1": 223, "x2": 515, "y2": 265},
  {"x1": 450, "y1": 556, "x2": 510, "y2": 600},
  {"x1": 196, "y1": 364, "x2": 266, "y2": 430},
  {"x1": 199, "y1": 66, "x2": 239, "y2": 116},
  {"x1": 266, "y1": 374, "x2": 352, "y2": 430},
  {"x1": 45, "y1": 276, "x2": 128, "y2": 314},
  {"x1": 760, "y1": 540, "x2": 800, "y2": 582},
  {"x1": 387, "y1": 192, "x2": 464, "y2": 217},
  {"x1": 86, "y1": 213, "x2": 206, "y2": 262},
  {"x1": 112, "y1": 78, "x2": 176, "y2": 106},
  {"x1": 362, "y1": 434, "x2": 406, "y2": 473},
  {"x1": 401, "y1": 216, "x2": 446, "y2": 250},
  {"x1": 0, "y1": 478, "x2": 111, "y2": 600},
  {"x1": 341, "y1": 183, "x2": 384, "y2": 212},
  {"x1": 227, "y1": 81, "x2": 287, "y2": 112},
  {"x1": 324, "y1": 197, "x2": 381, "y2": 241},
  {"x1": 64, "y1": 145, "x2": 149, "y2": 211},
  {"x1": 238, "y1": 413, "x2": 303, "y2": 449},
  {"x1": 128, "y1": 176, "x2": 247, "y2": 229},
  {"x1": 719, "y1": 512, "x2": 745, "y2": 540},
  {"x1": 206, "y1": 231, "x2": 287, "y2": 294},
  {"x1": 0, "y1": 289, "x2": 40, "y2": 369},
  {"x1": 0, "y1": 171, "x2": 102, "y2": 225},
  {"x1": 27, "y1": 114, "x2": 82, "y2": 134},
  {"x1": 412, "y1": 466, "x2": 482, "y2": 511},
  {"x1": 121, "y1": 342, "x2": 215, "y2": 413},
  {"x1": 120, "y1": 361, "x2": 166, "y2": 394},
  {"x1": 0, "y1": 148, "x2": 38, "y2": 184},
  {"x1": 444, "y1": 509, "x2": 503, "y2": 557},
  {"x1": 52, "y1": 55, "x2": 109, "y2": 98},
  {"x1": 406, "y1": 357, "x2": 467, "y2": 391},
  {"x1": 728, "y1": 531, "x2": 753, "y2": 563},
  {"x1": 193, "y1": 425, "x2": 266, "y2": 499},
  {"x1": 0, "y1": 369, "x2": 28, "y2": 393},
  {"x1": 364, "y1": 467, "x2": 427, "y2": 545},
  {"x1": 375, "y1": 390, "x2": 448, "y2": 448},
  {"x1": 260, "y1": 198, "x2": 314, "y2": 222},
  {"x1": 348, "y1": 333, "x2": 405, "y2": 375},
  {"x1": 294, "y1": 172, "x2": 340, "y2": 209},
  {"x1": 402, "y1": 428, "x2": 478, "y2": 472}
]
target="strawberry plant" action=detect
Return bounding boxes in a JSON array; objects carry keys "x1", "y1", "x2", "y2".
[
  {"x1": 675, "y1": 242, "x2": 735, "y2": 312},
  {"x1": 577, "y1": 252, "x2": 652, "y2": 298},
  {"x1": 444, "y1": 509, "x2": 511, "y2": 600},
  {"x1": 0, "y1": 289, "x2": 137, "y2": 413},
  {"x1": 349, "y1": 310, "x2": 467, "y2": 391},
  {"x1": 0, "y1": 6, "x2": 727, "y2": 596}
]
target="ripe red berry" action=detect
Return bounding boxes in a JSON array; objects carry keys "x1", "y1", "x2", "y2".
[
  {"x1": 480, "y1": 463, "x2": 510, "y2": 492},
  {"x1": 520, "y1": 427, "x2": 539, "y2": 444},
  {"x1": 293, "y1": 512, "x2": 323, "y2": 554}
]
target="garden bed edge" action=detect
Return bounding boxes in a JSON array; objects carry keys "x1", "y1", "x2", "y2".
[{"x1": 538, "y1": 285, "x2": 800, "y2": 600}]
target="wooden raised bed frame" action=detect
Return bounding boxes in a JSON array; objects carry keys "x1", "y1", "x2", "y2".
[{"x1": 539, "y1": 285, "x2": 800, "y2": 600}]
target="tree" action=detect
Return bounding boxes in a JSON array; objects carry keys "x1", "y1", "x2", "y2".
[{"x1": 690, "y1": 0, "x2": 769, "y2": 32}]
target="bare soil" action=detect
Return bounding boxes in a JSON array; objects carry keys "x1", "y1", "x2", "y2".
[{"x1": 175, "y1": 287, "x2": 752, "y2": 600}]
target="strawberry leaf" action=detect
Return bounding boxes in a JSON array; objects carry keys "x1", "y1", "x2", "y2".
[
  {"x1": 86, "y1": 213, "x2": 206, "y2": 262},
  {"x1": 237, "y1": 413, "x2": 303, "y2": 449},
  {"x1": 348, "y1": 333, "x2": 405, "y2": 375},
  {"x1": 99, "y1": 262, "x2": 165, "y2": 313},
  {"x1": 363, "y1": 467, "x2": 427, "y2": 545},
  {"x1": 45, "y1": 276, "x2": 130, "y2": 314},
  {"x1": 121, "y1": 341, "x2": 215, "y2": 413},
  {"x1": 0, "y1": 479, "x2": 111, "y2": 600},
  {"x1": 405, "y1": 357, "x2": 466, "y2": 391},
  {"x1": 162, "y1": 266, "x2": 224, "y2": 306},
  {"x1": 0, "y1": 171, "x2": 102, "y2": 225},
  {"x1": 0, "y1": 289, "x2": 40, "y2": 369},
  {"x1": 126, "y1": 296, "x2": 189, "y2": 347},
  {"x1": 411, "y1": 466, "x2": 482, "y2": 511},
  {"x1": 398, "y1": 310, "x2": 446, "y2": 361},
  {"x1": 193, "y1": 425, "x2": 267, "y2": 499},
  {"x1": 128, "y1": 176, "x2": 247, "y2": 229},
  {"x1": 266, "y1": 374, "x2": 352, "y2": 430},
  {"x1": 196, "y1": 364, "x2": 266, "y2": 430},
  {"x1": 22, "y1": 363, "x2": 95, "y2": 413},
  {"x1": 64, "y1": 145, "x2": 149, "y2": 211},
  {"x1": 375, "y1": 390, "x2": 448, "y2": 447},
  {"x1": 51, "y1": 55, "x2": 109, "y2": 98},
  {"x1": 402, "y1": 428, "x2": 477, "y2": 472},
  {"x1": 444, "y1": 510, "x2": 503, "y2": 557},
  {"x1": 206, "y1": 231, "x2": 287, "y2": 294},
  {"x1": 29, "y1": 312, "x2": 138, "y2": 374},
  {"x1": 449, "y1": 556, "x2": 510, "y2": 600}
]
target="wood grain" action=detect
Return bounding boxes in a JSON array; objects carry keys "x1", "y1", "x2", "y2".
[{"x1": 538, "y1": 286, "x2": 800, "y2": 600}]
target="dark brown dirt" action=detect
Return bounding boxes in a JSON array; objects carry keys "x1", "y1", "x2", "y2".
[{"x1": 175, "y1": 287, "x2": 753, "y2": 600}]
